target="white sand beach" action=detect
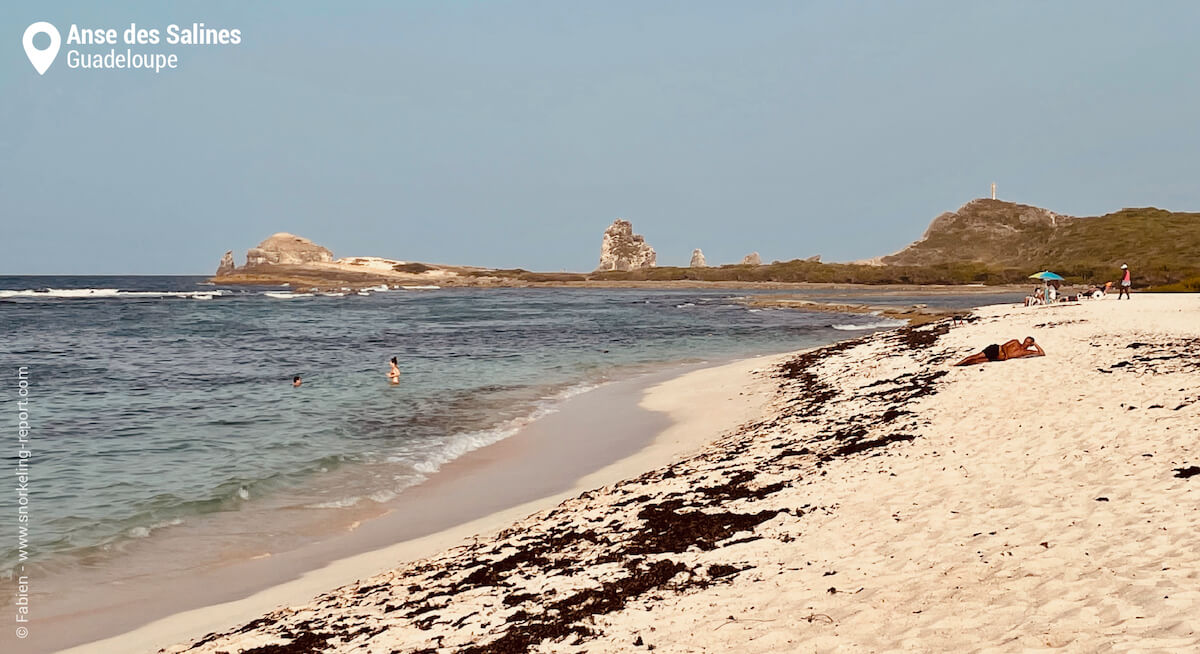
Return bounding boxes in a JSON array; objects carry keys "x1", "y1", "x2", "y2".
[{"x1": 83, "y1": 294, "x2": 1200, "y2": 653}]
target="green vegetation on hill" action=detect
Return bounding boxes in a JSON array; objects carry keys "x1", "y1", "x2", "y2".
[
  {"x1": 881, "y1": 200, "x2": 1200, "y2": 286},
  {"x1": 1149, "y1": 276, "x2": 1200, "y2": 292},
  {"x1": 1049, "y1": 208, "x2": 1200, "y2": 285}
]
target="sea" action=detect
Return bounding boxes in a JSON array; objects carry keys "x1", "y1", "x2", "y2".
[{"x1": 0, "y1": 276, "x2": 1022, "y2": 587}]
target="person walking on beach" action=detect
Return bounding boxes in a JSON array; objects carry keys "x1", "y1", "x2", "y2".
[
  {"x1": 1118, "y1": 264, "x2": 1132, "y2": 299},
  {"x1": 388, "y1": 357, "x2": 401, "y2": 385}
]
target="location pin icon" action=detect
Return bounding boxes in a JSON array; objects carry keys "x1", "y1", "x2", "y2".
[{"x1": 23, "y1": 21, "x2": 61, "y2": 75}]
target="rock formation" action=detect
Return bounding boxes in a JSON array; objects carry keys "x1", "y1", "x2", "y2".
[
  {"x1": 245, "y1": 233, "x2": 334, "y2": 267},
  {"x1": 805, "y1": 254, "x2": 821, "y2": 263},
  {"x1": 690, "y1": 249, "x2": 707, "y2": 268},
  {"x1": 596, "y1": 219, "x2": 656, "y2": 272},
  {"x1": 741, "y1": 252, "x2": 762, "y2": 266},
  {"x1": 215, "y1": 250, "x2": 236, "y2": 276}
]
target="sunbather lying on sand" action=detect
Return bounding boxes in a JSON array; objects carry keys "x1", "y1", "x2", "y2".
[{"x1": 954, "y1": 337, "x2": 1045, "y2": 366}]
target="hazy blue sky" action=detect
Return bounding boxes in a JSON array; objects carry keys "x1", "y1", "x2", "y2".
[{"x1": 4, "y1": 1, "x2": 1199, "y2": 273}]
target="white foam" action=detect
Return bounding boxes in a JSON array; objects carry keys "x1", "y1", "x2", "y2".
[
  {"x1": 0, "y1": 288, "x2": 119, "y2": 298},
  {"x1": 305, "y1": 496, "x2": 363, "y2": 509},
  {"x1": 676, "y1": 302, "x2": 696, "y2": 308},
  {"x1": 368, "y1": 490, "x2": 397, "y2": 503},
  {"x1": 127, "y1": 518, "x2": 183, "y2": 539},
  {"x1": 402, "y1": 285, "x2": 440, "y2": 290},
  {"x1": 407, "y1": 382, "x2": 601, "y2": 479},
  {"x1": 411, "y1": 426, "x2": 519, "y2": 474},
  {"x1": 832, "y1": 319, "x2": 907, "y2": 331},
  {"x1": 120, "y1": 290, "x2": 228, "y2": 299},
  {"x1": 264, "y1": 292, "x2": 313, "y2": 299},
  {"x1": 0, "y1": 288, "x2": 226, "y2": 300}
]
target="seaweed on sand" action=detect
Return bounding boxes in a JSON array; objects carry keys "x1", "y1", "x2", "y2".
[{"x1": 458, "y1": 559, "x2": 689, "y2": 654}]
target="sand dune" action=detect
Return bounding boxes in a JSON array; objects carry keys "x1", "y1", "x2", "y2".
[{"x1": 160, "y1": 294, "x2": 1199, "y2": 653}]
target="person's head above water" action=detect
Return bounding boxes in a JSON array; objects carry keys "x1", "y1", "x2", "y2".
[
  {"x1": 293, "y1": 375, "x2": 302, "y2": 387},
  {"x1": 390, "y1": 357, "x2": 398, "y2": 366}
]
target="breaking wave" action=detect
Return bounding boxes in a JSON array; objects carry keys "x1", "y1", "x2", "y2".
[
  {"x1": 0, "y1": 288, "x2": 226, "y2": 300},
  {"x1": 831, "y1": 319, "x2": 907, "y2": 331}
]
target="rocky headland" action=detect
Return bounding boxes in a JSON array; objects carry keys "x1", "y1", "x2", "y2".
[{"x1": 210, "y1": 232, "x2": 494, "y2": 289}]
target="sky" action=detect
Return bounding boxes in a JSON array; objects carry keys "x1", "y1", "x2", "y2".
[{"x1": 3, "y1": 1, "x2": 1199, "y2": 274}]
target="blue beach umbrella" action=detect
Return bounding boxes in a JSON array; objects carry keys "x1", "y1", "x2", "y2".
[
  {"x1": 1028, "y1": 271, "x2": 1065, "y2": 305},
  {"x1": 1028, "y1": 271, "x2": 1065, "y2": 281}
]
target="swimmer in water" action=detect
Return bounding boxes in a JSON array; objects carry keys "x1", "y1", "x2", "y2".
[
  {"x1": 293, "y1": 375, "x2": 302, "y2": 387},
  {"x1": 388, "y1": 357, "x2": 401, "y2": 384}
]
